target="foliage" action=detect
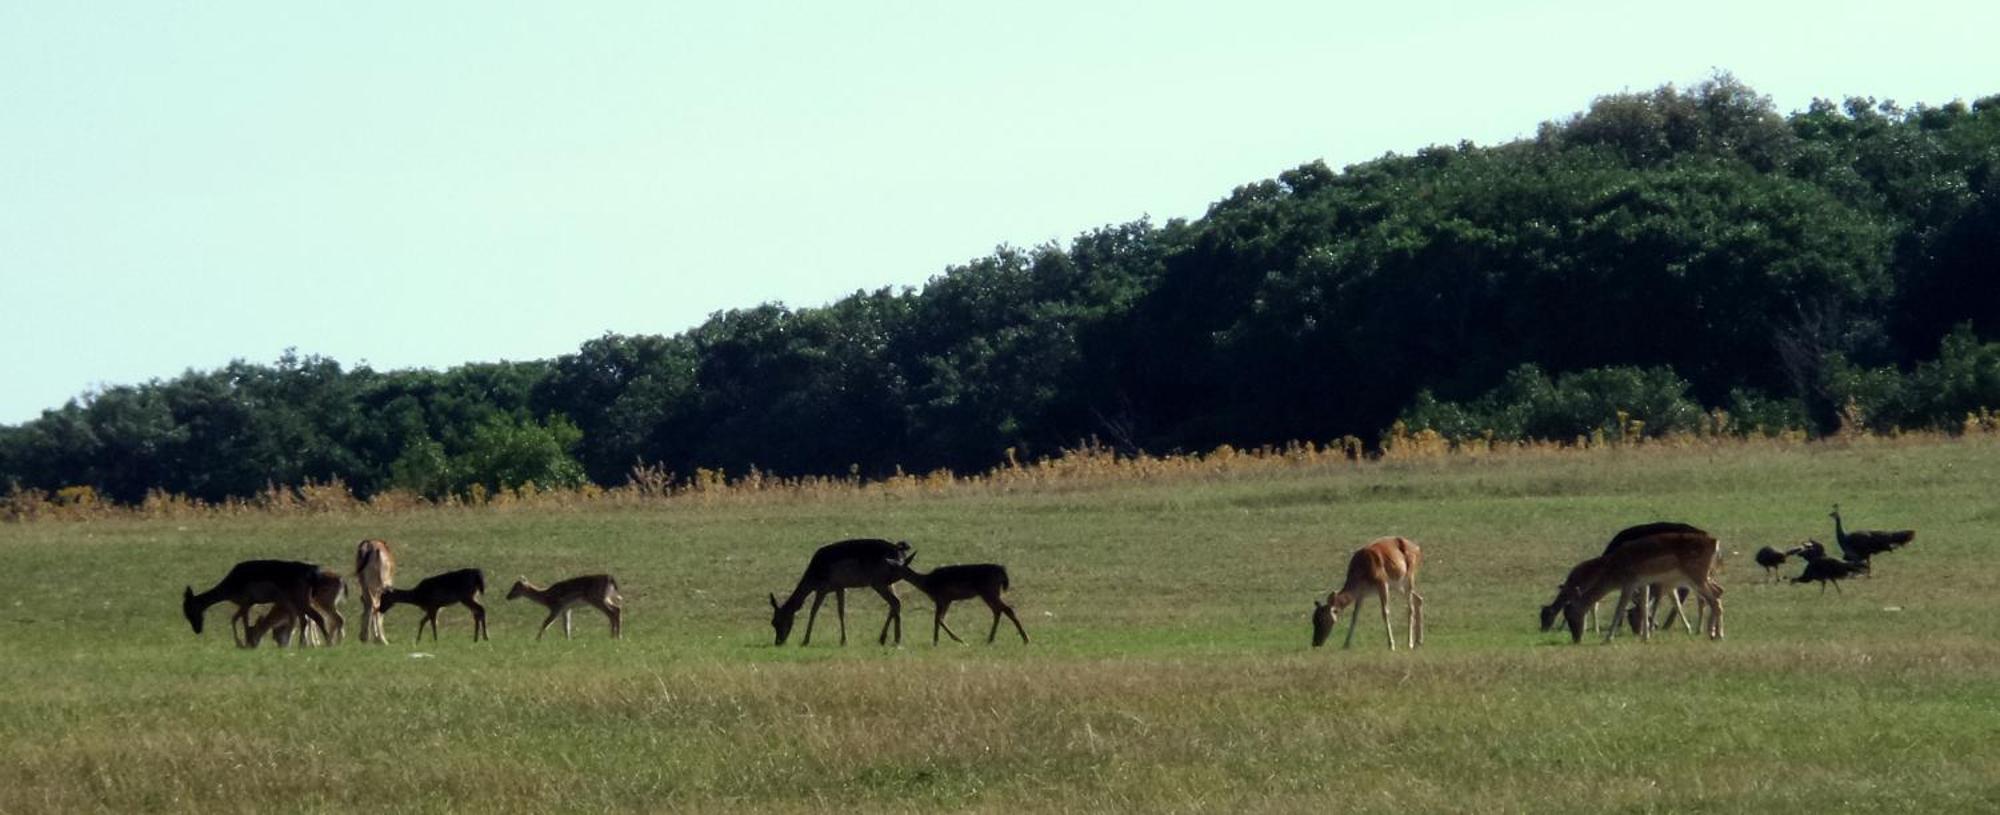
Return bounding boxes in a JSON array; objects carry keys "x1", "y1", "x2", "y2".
[{"x1": 4, "y1": 76, "x2": 2000, "y2": 504}]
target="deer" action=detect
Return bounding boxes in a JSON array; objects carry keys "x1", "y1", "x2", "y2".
[
  {"x1": 895, "y1": 555, "x2": 1028, "y2": 645},
  {"x1": 379, "y1": 568, "x2": 489, "y2": 642},
  {"x1": 507, "y1": 574, "x2": 624, "y2": 640},
  {"x1": 768, "y1": 538, "x2": 911, "y2": 647},
  {"x1": 1540, "y1": 522, "x2": 1707, "y2": 638},
  {"x1": 1556, "y1": 529, "x2": 1724, "y2": 643},
  {"x1": 183, "y1": 560, "x2": 334, "y2": 646},
  {"x1": 354, "y1": 538, "x2": 396, "y2": 644},
  {"x1": 1311, "y1": 536, "x2": 1424, "y2": 650},
  {"x1": 244, "y1": 567, "x2": 347, "y2": 648}
]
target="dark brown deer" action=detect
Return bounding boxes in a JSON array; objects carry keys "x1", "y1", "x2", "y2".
[
  {"x1": 508, "y1": 574, "x2": 624, "y2": 640},
  {"x1": 182, "y1": 560, "x2": 334, "y2": 646},
  {"x1": 379, "y1": 568, "x2": 488, "y2": 642},
  {"x1": 897, "y1": 556, "x2": 1028, "y2": 645},
  {"x1": 245, "y1": 567, "x2": 346, "y2": 647},
  {"x1": 768, "y1": 539, "x2": 911, "y2": 646}
]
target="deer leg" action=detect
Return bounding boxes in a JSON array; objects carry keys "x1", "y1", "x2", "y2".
[
  {"x1": 1604, "y1": 587, "x2": 1633, "y2": 643},
  {"x1": 1669, "y1": 586, "x2": 1694, "y2": 635},
  {"x1": 936, "y1": 600, "x2": 964, "y2": 645},
  {"x1": 1001, "y1": 604, "x2": 1029, "y2": 644},
  {"x1": 1409, "y1": 588, "x2": 1424, "y2": 648},
  {"x1": 1378, "y1": 586, "x2": 1395, "y2": 650},
  {"x1": 1342, "y1": 595, "x2": 1365, "y2": 649},
  {"x1": 873, "y1": 583, "x2": 902, "y2": 646},
  {"x1": 231, "y1": 603, "x2": 254, "y2": 647},
  {"x1": 802, "y1": 592, "x2": 827, "y2": 646},
  {"x1": 836, "y1": 589, "x2": 849, "y2": 646},
  {"x1": 537, "y1": 609, "x2": 562, "y2": 640},
  {"x1": 1709, "y1": 583, "x2": 1726, "y2": 639},
  {"x1": 608, "y1": 604, "x2": 622, "y2": 639},
  {"x1": 563, "y1": 608, "x2": 575, "y2": 640},
  {"x1": 466, "y1": 599, "x2": 487, "y2": 641},
  {"x1": 295, "y1": 591, "x2": 331, "y2": 646}
]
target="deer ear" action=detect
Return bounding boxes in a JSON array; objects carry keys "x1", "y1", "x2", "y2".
[{"x1": 768, "y1": 593, "x2": 779, "y2": 610}]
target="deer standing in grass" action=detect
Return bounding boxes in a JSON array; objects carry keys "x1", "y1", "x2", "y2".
[
  {"x1": 508, "y1": 574, "x2": 624, "y2": 640},
  {"x1": 354, "y1": 539, "x2": 395, "y2": 644},
  {"x1": 896, "y1": 556, "x2": 1028, "y2": 645},
  {"x1": 245, "y1": 567, "x2": 346, "y2": 647},
  {"x1": 1557, "y1": 529, "x2": 1724, "y2": 643},
  {"x1": 1311, "y1": 536, "x2": 1424, "y2": 650},
  {"x1": 1541, "y1": 522, "x2": 1708, "y2": 637},
  {"x1": 379, "y1": 568, "x2": 488, "y2": 642},
  {"x1": 768, "y1": 539, "x2": 910, "y2": 646},
  {"x1": 183, "y1": 560, "x2": 335, "y2": 646}
]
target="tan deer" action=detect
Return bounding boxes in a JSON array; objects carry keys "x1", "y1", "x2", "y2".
[
  {"x1": 354, "y1": 539, "x2": 395, "y2": 644},
  {"x1": 768, "y1": 539, "x2": 911, "y2": 646},
  {"x1": 507, "y1": 574, "x2": 624, "y2": 640},
  {"x1": 245, "y1": 567, "x2": 347, "y2": 647},
  {"x1": 1557, "y1": 529, "x2": 1724, "y2": 643},
  {"x1": 895, "y1": 556, "x2": 1028, "y2": 645},
  {"x1": 1311, "y1": 536, "x2": 1424, "y2": 650},
  {"x1": 183, "y1": 560, "x2": 335, "y2": 646}
]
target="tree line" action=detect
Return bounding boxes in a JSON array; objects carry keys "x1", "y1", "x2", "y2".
[{"x1": 5, "y1": 76, "x2": 1999, "y2": 505}]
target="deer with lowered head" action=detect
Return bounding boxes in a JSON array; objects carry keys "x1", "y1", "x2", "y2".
[
  {"x1": 508, "y1": 574, "x2": 624, "y2": 640},
  {"x1": 183, "y1": 560, "x2": 335, "y2": 647},
  {"x1": 1555, "y1": 528, "x2": 1724, "y2": 643},
  {"x1": 768, "y1": 538, "x2": 911, "y2": 646},
  {"x1": 896, "y1": 555, "x2": 1029, "y2": 645},
  {"x1": 1312, "y1": 536, "x2": 1425, "y2": 650},
  {"x1": 245, "y1": 567, "x2": 347, "y2": 648},
  {"x1": 379, "y1": 568, "x2": 489, "y2": 642}
]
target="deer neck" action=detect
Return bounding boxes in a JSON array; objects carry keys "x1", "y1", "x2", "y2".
[{"x1": 778, "y1": 583, "x2": 814, "y2": 613}]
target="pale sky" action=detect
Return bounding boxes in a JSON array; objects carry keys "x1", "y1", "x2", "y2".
[{"x1": 3, "y1": 1, "x2": 1996, "y2": 424}]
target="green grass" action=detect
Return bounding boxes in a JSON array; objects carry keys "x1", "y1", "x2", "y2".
[{"x1": 4, "y1": 437, "x2": 1999, "y2": 812}]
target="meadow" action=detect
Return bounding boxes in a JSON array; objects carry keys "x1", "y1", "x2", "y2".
[{"x1": 2, "y1": 436, "x2": 1998, "y2": 813}]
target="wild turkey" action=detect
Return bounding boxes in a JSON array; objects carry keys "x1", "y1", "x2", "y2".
[
  {"x1": 1792, "y1": 553, "x2": 1869, "y2": 593},
  {"x1": 1829, "y1": 504, "x2": 1915, "y2": 565},
  {"x1": 1754, "y1": 545, "x2": 1802, "y2": 582}
]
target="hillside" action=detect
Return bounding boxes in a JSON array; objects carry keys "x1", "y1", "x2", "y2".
[{"x1": 5, "y1": 75, "x2": 2000, "y2": 505}]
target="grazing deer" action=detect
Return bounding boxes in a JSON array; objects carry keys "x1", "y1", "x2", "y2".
[
  {"x1": 507, "y1": 574, "x2": 624, "y2": 640},
  {"x1": 896, "y1": 556, "x2": 1028, "y2": 645},
  {"x1": 768, "y1": 539, "x2": 911, "y2": 646},
  {"x1": 1558, "y1": 530, "x2": 1724, "y2": 643},
  {"x1": 1311, "y1": 536, "x2": 1424, "y2": 650},
  {"x1": 379, "y1": 568, "x2": 489, "y2": 642},
  {"x1": 245, "y1": 567, "x2": 347, "y2": 648},
  {"x1": 1541, "y1": 523, "x2": 1706, "y2": 638},
  {"x1": 183, "y1": 560, "x2": 334, "y2": 646},
  {"x1": 354, "y1": 539, "x2": 396, "y2": 644}
]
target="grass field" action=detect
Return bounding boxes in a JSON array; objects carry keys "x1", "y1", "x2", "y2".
[{"x1": 3, "y1": 437, "x2": 1999, "y2": 813}]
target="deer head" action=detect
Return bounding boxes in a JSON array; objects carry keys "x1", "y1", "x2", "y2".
[
  {"x1": 182, "y1": 587, "x2": 203, "y2": 634},
  {"x1": 769, "y1": 593, "x2": 797, "y2": 645},
  {"x1": 1310, "y1": 600, "x2": 1336, "y2": 647}
]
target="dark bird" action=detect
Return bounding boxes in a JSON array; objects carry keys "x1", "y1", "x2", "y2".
[
  {"x1": 1754, "y1": 545, "x2": 1801, "y2": 582},
  {"x1": 1792, "y1": 552, "x2": 1869, "y2": 593},
  {"x1": 1830, "y1": 504, "x2": 1916, "y2": 566}
]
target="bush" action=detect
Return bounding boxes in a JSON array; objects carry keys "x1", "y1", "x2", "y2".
[{"x1": 1399, "y1": 364, "x2": 1704, "y2": 443}]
